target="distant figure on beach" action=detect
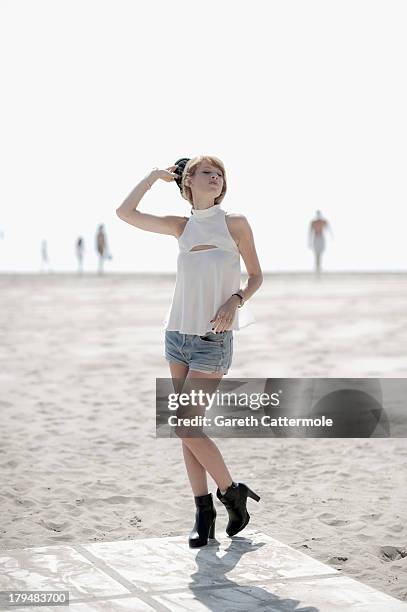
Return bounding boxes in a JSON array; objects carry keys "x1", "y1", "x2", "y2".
[
  {"x1": 40, "y1": 239, "x2": 51, "y2": 273},
  {"x1": 95, "y1": 224, "x2": 111, "y2": 275},
  {"x1": 308, "y1": 210, "x2": 332, "y2": 274},
  {"x1": 75, "y1": 236, "x2": 85, "y2": 274}
]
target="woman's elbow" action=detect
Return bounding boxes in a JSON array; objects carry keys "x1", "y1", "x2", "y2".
[
  {"x1": 116, "y1": 207, "x2": 126, "y2": 220},
  {"x1": 249, "y1": 272, "x2": 263, "y2": 286}
]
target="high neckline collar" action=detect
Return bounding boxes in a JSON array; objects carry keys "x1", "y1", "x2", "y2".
[{"x1": 191, "y1": 204, "x2": 223, "y2": 218}]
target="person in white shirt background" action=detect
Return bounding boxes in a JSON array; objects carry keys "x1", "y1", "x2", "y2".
[{"x1": 117, "y1": 155, "x2": 263, "y2": 548}]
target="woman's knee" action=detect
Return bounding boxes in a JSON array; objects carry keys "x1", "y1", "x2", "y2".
[{"x1": 174, "y1": 424, "x2": 204, "y2": 440}]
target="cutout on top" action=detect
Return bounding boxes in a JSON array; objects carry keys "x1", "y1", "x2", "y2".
[{"x1": 189, "y1": 244, "x2": 218, "y2": 252}]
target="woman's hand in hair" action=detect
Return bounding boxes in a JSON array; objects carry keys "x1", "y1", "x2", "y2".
[
  {"x1": 210, "y1": 297, "x2": 239, "y2": 332},
  {"x1": 150, "y1": 166, "x2": 179, "y2": 182}
]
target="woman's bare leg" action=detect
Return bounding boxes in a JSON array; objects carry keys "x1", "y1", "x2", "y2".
[
  {"x1": 168, "y1": 362, "x2": 209, "y2": 496},
  {"x1": 315, "y1": 252, "x2": 321, "y2": 273},
  {"x1": 176, "y1": 369, "x2": 233, "y2": 492},
  {"x1": 182, "y1": 441, "x2": 209, "y2": 496}
]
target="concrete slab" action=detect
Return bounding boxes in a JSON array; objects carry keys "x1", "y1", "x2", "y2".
[
  {"x1": 0, "y1": 530, "x2": 406, "y2": 611},
  {"x1": 0, "y1": 544, "x2": 129, "y2": 598}
]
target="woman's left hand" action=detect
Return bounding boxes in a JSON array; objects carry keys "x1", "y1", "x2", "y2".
[{"x1": 210, "y1": 296, "x2": 239, "y2": 332}]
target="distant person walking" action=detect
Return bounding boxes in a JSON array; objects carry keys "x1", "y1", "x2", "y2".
[
  {"x1": 308, "y1": 210, "x2": 332, "y2": 274},
  {"x1": 95, "y1": 224, "x2": 111, "y2": 275},
  {"x1": 75, "y1": 237, "x2": 85, "y2": 274},
  {"x1": 40, "y1": 239, "x2": 51, "y2": 273}
]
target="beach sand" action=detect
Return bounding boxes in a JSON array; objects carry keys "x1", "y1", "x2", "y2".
[{"x1": 1, "y1": 272, "x2": 406, "y2": 602}]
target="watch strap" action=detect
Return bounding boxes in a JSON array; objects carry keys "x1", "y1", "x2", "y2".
[{"x1": 232, "y1": 292, "x2": 244, "y2": 308}]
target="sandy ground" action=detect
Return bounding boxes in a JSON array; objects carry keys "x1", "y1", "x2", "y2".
[{"x1": 1, "y1": 272, "x2": 406, "y2": 602}]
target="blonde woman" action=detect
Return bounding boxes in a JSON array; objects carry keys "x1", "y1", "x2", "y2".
[{"x1": 116, "y1": 155, "x2": 263, "y2": 547}]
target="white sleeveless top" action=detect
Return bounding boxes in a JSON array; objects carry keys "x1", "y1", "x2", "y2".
[{"x1": 163, "y1": 203, "x2": 255, "y2": 335}]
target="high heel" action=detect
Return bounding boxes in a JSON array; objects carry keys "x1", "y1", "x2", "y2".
[
  {"x1": 246, "y1": 487, "x2": 261, "y2": 502},
  {"x1": 216, "y1": 482, "x2": 260, "y2": 537},
  {"x1": 189, "y1": 492, "x2": 217, "y2": 548}
]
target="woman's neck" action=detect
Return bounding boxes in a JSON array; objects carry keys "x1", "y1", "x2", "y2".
[{"x1": 191, "y1": 197, "x2": 216, "y2": 210}]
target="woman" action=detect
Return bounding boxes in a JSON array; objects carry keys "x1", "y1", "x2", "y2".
[{"x1": 116, "y1": 155, "x2": 263, "y2": 547}]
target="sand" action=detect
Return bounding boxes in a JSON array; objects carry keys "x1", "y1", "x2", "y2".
[{"x1": 1, "y1": 272, "x2": 406, "y2": 603}]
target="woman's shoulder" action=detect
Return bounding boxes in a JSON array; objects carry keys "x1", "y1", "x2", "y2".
[
  {"x1": 224, "y1": 212, "x2": 251, "y2": 248},
  {"x1": 224, "y1": 209, "x2": 248, "y2": 219},
  {"x1": 225, "y1": 211, "x2": 249, "y2": 227}
]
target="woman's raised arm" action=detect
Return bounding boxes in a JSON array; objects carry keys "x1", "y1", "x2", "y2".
[{"x1": 116, "y1": 166, "x2": 184, "y2": 236}]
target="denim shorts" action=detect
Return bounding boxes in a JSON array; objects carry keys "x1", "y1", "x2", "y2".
[{"x1": 164, "y1": 330, "x2": 233, "y2": 374}]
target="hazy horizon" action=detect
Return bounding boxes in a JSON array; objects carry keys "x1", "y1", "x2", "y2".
[{"x1": 2, "y1": 270, "x2": 406, "y2": 277}]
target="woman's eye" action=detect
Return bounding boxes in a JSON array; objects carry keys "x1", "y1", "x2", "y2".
[{"x1": 203, "y1": 171, "x2": 222, "y2": 177}]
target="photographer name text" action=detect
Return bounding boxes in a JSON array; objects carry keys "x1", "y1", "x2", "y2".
[{"x1": 168, "y1": 415, "x2": 333, "y2": 428}]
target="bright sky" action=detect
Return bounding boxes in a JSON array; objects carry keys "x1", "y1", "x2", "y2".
[{"x1": 1, "y1": 0, "x2": 406, "y2": 273}]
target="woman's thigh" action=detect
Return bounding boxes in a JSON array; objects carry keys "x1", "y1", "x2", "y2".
[
  {"x1": 188, "y1": 370, "x2": 224, "y2": 379},
  {"x1": 176, "y1": 372, "x2": 224, "y2": 438},
  {"x1": 168, "y1": 360, "x2": 223, "y2": 394}
]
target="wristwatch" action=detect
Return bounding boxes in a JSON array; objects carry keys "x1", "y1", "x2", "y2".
[{"x1": 232, "y1": 291, "x2": 245, "y2": 308}]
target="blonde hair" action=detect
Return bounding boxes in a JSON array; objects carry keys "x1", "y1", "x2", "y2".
[{"x1": 181, "y1": 155, "x2": 227, "y2": 206}]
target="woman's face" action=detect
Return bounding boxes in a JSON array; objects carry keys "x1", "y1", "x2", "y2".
[{"x1": 188, "y1": 161, "x2": 224, "y2": 200}]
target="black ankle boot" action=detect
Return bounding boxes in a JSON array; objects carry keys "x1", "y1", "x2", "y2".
[
  {"x1": 189, "y1": 492, "x2": 217, "y2": 548},
  {"x1": 216, "y1": 482, "x2": 260, "y2": 537}
]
